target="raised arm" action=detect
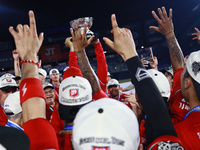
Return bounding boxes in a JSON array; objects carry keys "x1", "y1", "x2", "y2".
[
  {"x1": 103, "y1": 14, "x2": 178, "y2": 145},
  {"x1": 92, "y1": 39, "x2": 108, "y2": 93},
  {"x1": 9, "y1": 10, "x2": 58, "y2": 149},
  {"x1": 70, "y1": 24, "x2": 101, "y2": 95},
  {"x1": 65, "y1": 37, "x2": 80, "y2": 68},
  {"x1": 149, "y1": 7, "x2": 184, "y2": 72},
  {"x1": 192, "y1": 27, "x2": 200, "y2": 44}
]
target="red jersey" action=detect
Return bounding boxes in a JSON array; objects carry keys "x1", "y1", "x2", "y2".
[
  {"x1": 109, "y1": 93, "x2": 132, "y2": 109},
  {"x1": 50, "y1": 102, "x2": 65, "y2": 149},
  {"x1": 23, "y1": 118, "x2": 59, "y2": 150},
  {"x1": 0, "y1": 105, "x2": 7, "y2": 126},
  {"x1": 168, "y1": 68, "x2": 190, "y2": 124},
  {"x1": 175, "y1": 111, "x2": 200, "y2": 149}
]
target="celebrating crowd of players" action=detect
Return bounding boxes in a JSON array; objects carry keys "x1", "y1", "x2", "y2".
[{"x1": 0, "y1": 6, "x2": 200, "y2": 150}]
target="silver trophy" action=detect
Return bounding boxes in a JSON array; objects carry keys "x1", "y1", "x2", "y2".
[{"x1": 70, "y1": 17, "x2": 95, "y2": 39}]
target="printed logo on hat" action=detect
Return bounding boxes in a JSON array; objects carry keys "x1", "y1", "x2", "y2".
[
  {"x1": 158, "y1": 141, "x2": 184, "y2": 150},
  {"x1": 192, "y1": 61, "x2": 200, "y2": 76},
  {"x1": 6, "y1": 79, "x2": 12, "y2": 82},
  {"x1": 70, "y1": 89, "x2": 79, "y2": 97},
  {"x1": 93, "y1": 147, "x2": 109, "y2": 150}
]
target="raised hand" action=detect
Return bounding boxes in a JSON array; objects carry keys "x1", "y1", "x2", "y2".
[
  {"x1": 192, "y1": 27, "x2": 200, "y2": 44},
  {"x1": 149, "y1": 7, "x2": 173, "y2": 37},
  {"x1": 65, "y1": 37, "x2": 74, "y2": 50},
  {"x1": 9, "y1": 11, "x2": 44, "y2": 61},
  {"x1": 103, "y1": 14, "x2": 137, "y2": 61},
  {"x1": 70, "y1": 23, "x2": 94, "y2": 51}
]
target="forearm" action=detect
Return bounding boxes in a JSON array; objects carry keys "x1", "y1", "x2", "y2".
[
  {"x1": 75, "y1": 50, "x2": 101, "y2": 95},
  {"x1": 165, "y1": 32, "x2": 184, "y2": 71},
  {"x1": 126, "y1": 56, "x2": 177, "y2": 141},
  {"x1": 20, "y1": 56, "x2": 46, "y2": 123},
  {"x1": 14, "y1": 59, "x2": 21, "y2": 76}
]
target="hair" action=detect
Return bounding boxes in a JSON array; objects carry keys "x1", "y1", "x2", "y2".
[{"x1": 184, "y1": 68, "x2": 200, "y2": 101}]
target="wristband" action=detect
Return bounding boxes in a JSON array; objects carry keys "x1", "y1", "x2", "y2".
[
  {"x1": 164, "y1": 30, "x2": 173, "y2": 37},
  {"x1": 20, "y1": 78, "x2": 46, "y2": 105},
  {"x1": 20, "y1": 60, "x2": 39, "y2": 67}
]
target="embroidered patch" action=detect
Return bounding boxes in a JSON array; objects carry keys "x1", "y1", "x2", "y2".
[
  {"x1": 192, "y1": 61, "x2": 200, "y2": 76},
  {"x1": 158, "y1": 141, "x2": 184, "y2": 150},
  {"x1": 70, "y1": 89, "x2": 79, "y2": 97}
]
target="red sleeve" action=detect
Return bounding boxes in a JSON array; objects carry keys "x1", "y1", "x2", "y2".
[
  {"x1": 68, "y1": 51, "x2": 80, "y2": 69},
  {"x1": 50, "y1": 102, "x2": 65, "y2": 149},
  {"x1": 147, "y1": 135, "x2": 184, "y2": 150},
  {"x1": 0, "y1": 106, "x2": 7, "y2": 126},
  {"x1": 92, "y1": 89, "x2": 109, "y2": 100},
  {"x1": 168, "y1": 68, "x2": 190, "y2": 124},
  {"x1": 172, "y1": 68, "x2": 184, "y2": 94},
  {"x1": 23, "y1": 118, "x2": 59, "y2": 150},
  {"x1": 139, "y1": 120, "x2": 147, "y2": 145},
  {"x1": 94, "y1": 42, "x2": 108, "y2": 93}
]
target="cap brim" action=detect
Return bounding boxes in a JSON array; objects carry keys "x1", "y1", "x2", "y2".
[
  {"x1": 0, "y1": 86, "x2": 18, "y2": 91},
  {"x1": 13, "y1": 76, "x2": 21, "y2": 81},
  {"x1": 44, "y1": 85, "x2": 54, "y2": 90},
  {"x1": 108, "y1": 84, "x2": 118, "y2": 88},
  {"x1": 59, "y1": 102, "x2": 90, "y2": 121}
]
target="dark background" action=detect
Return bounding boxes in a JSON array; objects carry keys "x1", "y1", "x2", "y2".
[{"x1": 0, "y1": 0, "x2": 200, "y2": 76}]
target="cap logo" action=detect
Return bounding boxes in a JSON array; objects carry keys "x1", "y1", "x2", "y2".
[
  {"x1": 158, "y1": 141, "x2": 184, "y2": 150},
  {"x1": 70, "y1": 89, "x2": 79, "y2": 97},
  {"x1": 192, "y1": 61, "x2": 200, "y2": 76},
  {"x1": 93, "y1": 147, "x2": 109, "y2": 150},
  {"x1": 6, "y1": 79, "x2": 12, "y2": 82},
  {"x1": 52, "y1": 70, "x2": 57, "y2": 73}
]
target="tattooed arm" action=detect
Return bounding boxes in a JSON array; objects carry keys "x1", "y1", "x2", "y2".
[
  {"x1": 70, "y1": 24, "x2": 101, "y2": 95},
  {"x1": 149, "y1": 7, "x2": 184, "y2": 71}
]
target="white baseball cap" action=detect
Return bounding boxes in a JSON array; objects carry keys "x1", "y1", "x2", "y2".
[
  {"x1": 186, "y1": 50, "x2": 200, "y2": 84},
  {"x1": 0, "y1": 74, "x2": 18, "y2": 91},
  {"x1": 72, "y1": 98, "x2": 140, "y2": 150},
  {"x1": 49, "y1": 68, "x2": 60, "y2": 76},
  {"x1": 4, "y1": 91, "x2": 22, "y2": 115},
  {"x1": 38, "y1": 68, "x2": 47, "y2": 78},
  {"x1": 0, "y1": 73, "x2": 21, "y2": 81},
  {"x1": 59, "y1": 76, "x2": 92, "y2": 120},
  {"x1": 107, "y1": 79, "x2": 119, "y2": 87},
  {"x1": 42, "y1": 83, "x2": 54, "y2": 90},
  {"x1": 148, "y1": 69, "x2": 171, "y2": 98},
  {"x1": 186, "y1": 50, "x2": 200, "y2": 99}
]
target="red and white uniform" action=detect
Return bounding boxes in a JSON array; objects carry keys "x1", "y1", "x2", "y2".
[
  {"x1": 175, "y1": 110, "x2": 200, "y2": 149},
  {"x1": 168, "y1": 68, "x2": 190, "y2": 124}
]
